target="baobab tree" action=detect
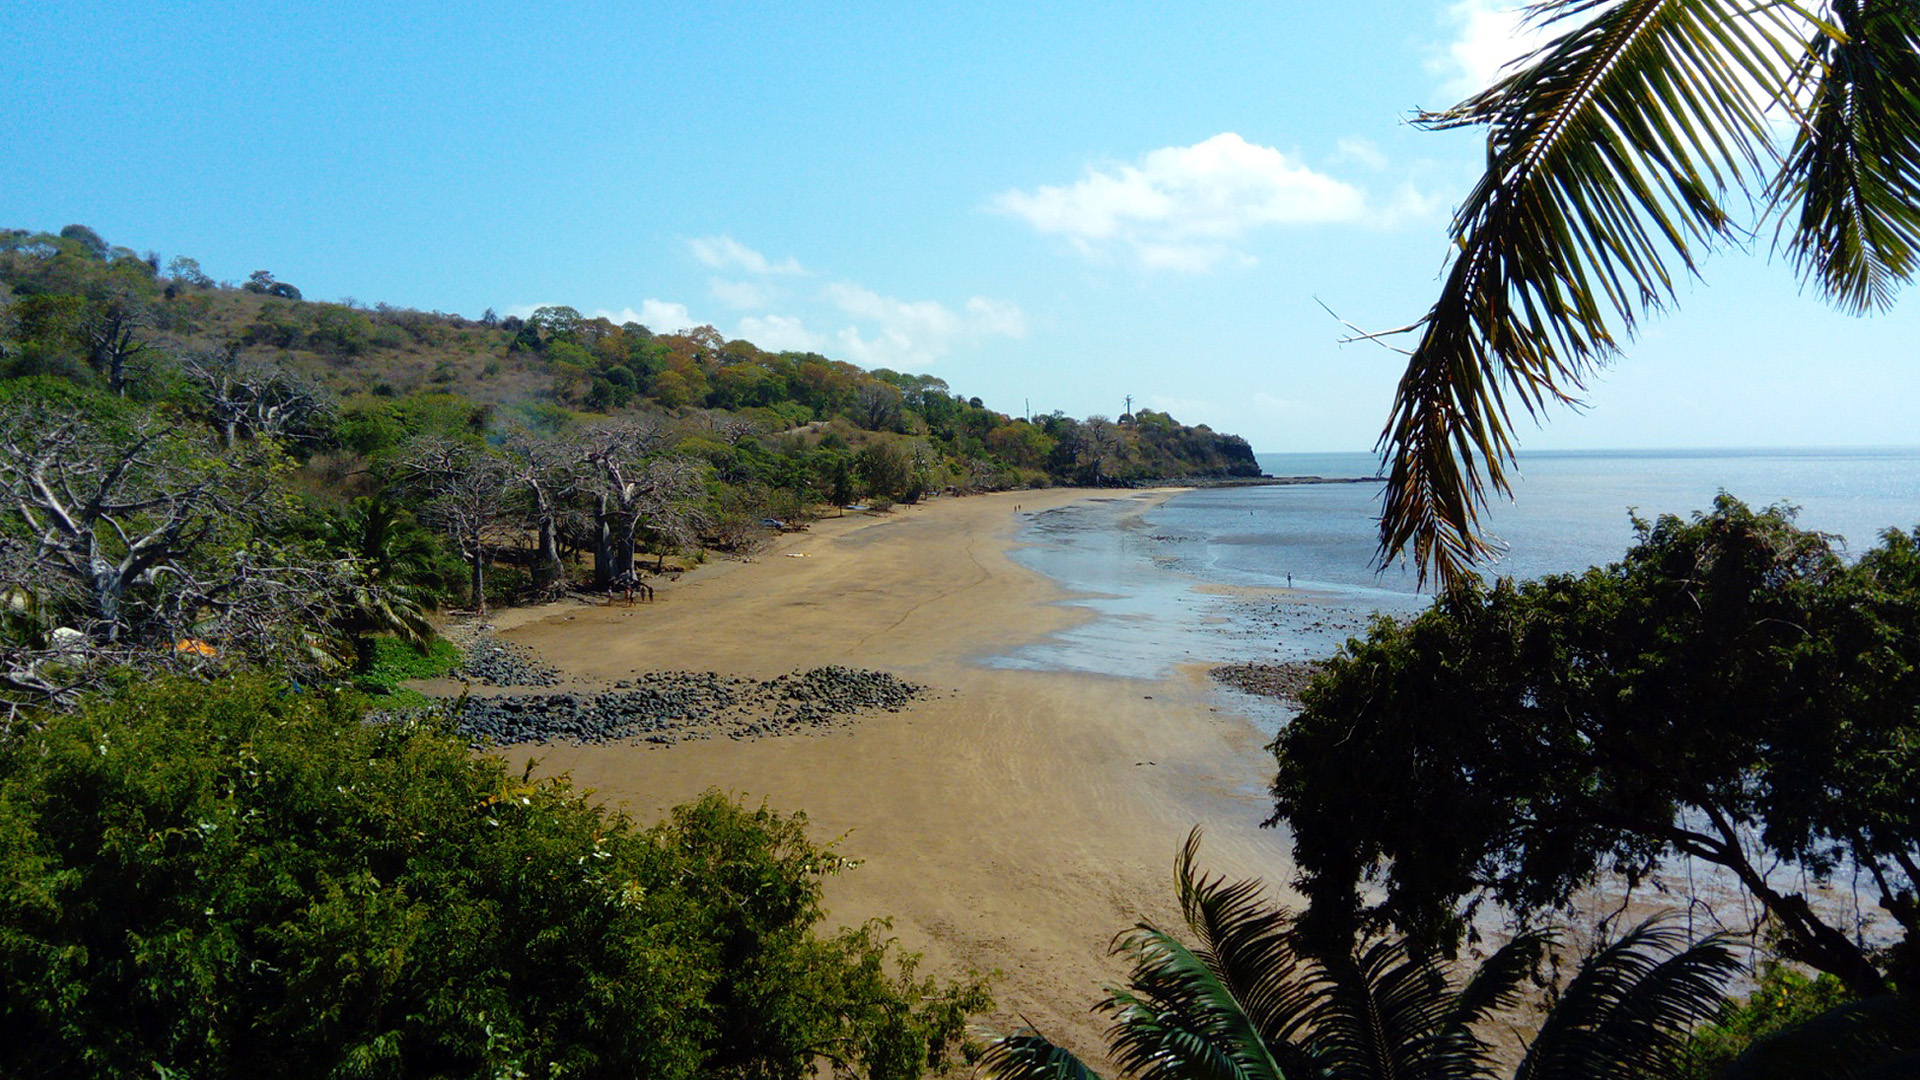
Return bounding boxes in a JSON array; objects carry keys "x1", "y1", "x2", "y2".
[
  {"x1": 575, "y1": 417, "x2": 709, "y2": 587},
  {"x1": 402, "y1": 438, "x2": 514, "y2": 614},
  {"x1": 0, "y1": 404, "x2": 354, "y2": 705},
  {"x1": 78, "y1": 287, "x2": 155, "y2": 396},
  {"x1": 180, "y1": 348, "x2": 335, "y2": 448},
  {"x1": 501, "y1": 426, "x2": 580, "y2": 589}
]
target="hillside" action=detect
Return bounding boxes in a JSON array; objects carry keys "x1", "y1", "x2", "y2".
[{"x1": 0, "y1": 224, "x2": 1261, "y2": 497}]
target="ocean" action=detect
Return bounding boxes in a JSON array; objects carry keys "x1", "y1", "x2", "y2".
[
  {"x1": 993, "y1": 447, "x2": 1920, "y2": 957},
  {"x1": 995, "y1": 447, "x2": 1920, "y2": 727}
]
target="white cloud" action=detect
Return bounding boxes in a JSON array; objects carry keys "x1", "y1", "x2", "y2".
[
  {"x1": 992, "y1": 133, "x2": 1369, "y2": 270},
  {"x1": 1377, "y1": 180, "x2": 1447, "y2": 227},
  {"x1": 1135, "y1": 241, "x2": 1253, "y2": 273},
  {"x1": 734, "y1": 314, "x2": 824, "y2": 353},
  {"x1": 1427, "y1": 0, "x2": 1555, "y2": 102},
  {"x1": 709, "y1": 278, "x2": 772, "y2": 309},
  {"x1": 1332, "y1": 136, "x2": 1389, "y2": 171},
  {"x1": 639, "y1": 299, "x2": 696, "y2": 331},
  {"x1": 964, "y1": 296, "x2": 1029, "y2": 338},
  {"x1": 590, "y1": 300, "x2": 700, "y2": 332},
  {"x1": 822, "y1": 282, "x2": 1027, "y2": 370},
  {"x1": 827, "y1": 283, "x2": 961, "y2": 338},
  {"x1": 688, "y1": 234, "x2": 805, "y2": 276}
]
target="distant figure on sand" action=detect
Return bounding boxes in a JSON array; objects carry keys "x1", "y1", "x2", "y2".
[{"x1": 614, "y1": 570, "x2": 654, "y2": 605}]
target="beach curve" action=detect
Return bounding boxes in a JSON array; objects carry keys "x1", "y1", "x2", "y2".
[{"x1": 493, "y1": 489, "x2": 1301, "y2": 1055}]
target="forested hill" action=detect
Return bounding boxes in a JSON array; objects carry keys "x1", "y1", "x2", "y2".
[{"x1": 0, "y1": 225, "x2": 1260, "y2": 491}]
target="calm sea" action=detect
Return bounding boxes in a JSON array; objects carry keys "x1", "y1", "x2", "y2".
[
  {"x1": 998, "y1": 448, "x2": 1920, "y2": 948},
  {"x1": 997, "y1": 447, "x2": 1920, "y2": 694},
  {"x1": 1205, "y1": 447, "x2": 1920, "y2": 592}
]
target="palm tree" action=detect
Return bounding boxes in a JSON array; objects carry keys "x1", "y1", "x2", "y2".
[
  {"x1": 319, "y1": 496, "x2": 439, "y2": 669},
  {"x1": 1378, "y1": 0, "x2": 1920, "y2": 587},
  {"x1": 981, "y1": 831, "x2": 1739, "y2": 1080}
]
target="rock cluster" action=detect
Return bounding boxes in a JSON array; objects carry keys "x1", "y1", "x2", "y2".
[
  {"x1": 452, "y1": 634, "x2": 562, "y2": 687},
  {"x1": 444, "y1": 665, "x2": 925, "y2": 747},
  {"x1": 1209, "y1": 661, "x2": 1323, "y2": 704}
]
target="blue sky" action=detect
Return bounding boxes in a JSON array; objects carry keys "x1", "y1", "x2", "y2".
[{"x1": 5, "y1": 1, "x2": 1915, "y2": 453}]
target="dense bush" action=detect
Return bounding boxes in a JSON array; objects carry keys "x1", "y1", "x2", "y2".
[
  {"x1": 1681, "y1": 962, "x2": 1852, "y2": 1079},
  {"x1": 1270, "y1": 498, "x2": 1920, "y2": 995},
  {"x1": 0, "y1": 677, "x2": 987, "y2": 1079},
  {"x1": 348, "y1": 636, "x2": 462, "y2": 707}
]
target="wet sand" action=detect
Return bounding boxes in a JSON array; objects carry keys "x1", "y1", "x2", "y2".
[{"x1": 488, "y1": 489, "x2": 1301, "y2": 1055}]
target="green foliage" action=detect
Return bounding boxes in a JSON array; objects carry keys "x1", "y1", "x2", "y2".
[
  {"x1": 856, "y1": 440, "x2": 912, "y2": 500},
  {"x1": 982, "y1": 830, "x2": 1739, "y2": 1080},
  {"x1": 0, "y1": 372, "x2": 140, "y2": 430},
  {"x1": 351, "y1": 635, "x2": 461, "y2": 696},
  {"x1": 482, "y1": 563, "x2": 529, "y2": 608},
  {"x1": 0, "y1": 677, "x2": 988, "y2": 1079},
  {"x1": 1269, "y1": 497, "x2": 1920, "y2": 995},
  {"x1": 1379, "y1": 0, "x2": 1920, "y2": 585},
  {"x1": 59, "y1": 224, "x2": 109, "y2": 260},
  {"x1": 1682, "y1": 962, "x2": 1851, "y2": 1079}
]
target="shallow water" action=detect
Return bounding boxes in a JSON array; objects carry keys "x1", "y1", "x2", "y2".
[
  {"x1": 993, "y1": 449, "x2": 1920, "y2": 951},
  {"x1": 995, "y1": 447, "x2": 1920, "y2": 737}
]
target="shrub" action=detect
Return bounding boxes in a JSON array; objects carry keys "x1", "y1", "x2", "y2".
[
  {"x1": 1682, "y1": 961, "x2": 1852, "y2": 1079},
  {"x1": 481, "y1": 563, "x2": 528, "y2": 608},
  {"x1": 350, "y1": 635, "x2": 461, "y2": 699},
  {"x1": 0, "y1": 677, "x2": 988, "y2": 1079}
]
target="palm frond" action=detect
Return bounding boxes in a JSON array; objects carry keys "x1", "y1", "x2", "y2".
[
  {"x1": 978, "y1": 1030, "x2": 1112, "y2": 1080},
  {"x1": 1513, "y1": 918, "x2": 1739, "y2": 1080},
  {"x1": 1379, "y1": 0, "x2": 1811, "y2": 587},
  {"x1": 1772, "y1": 0, "x2": 1920, "y2": 313},
  {"x1": 1443, "y1": 929, "x2": 1551, "y2": 1035},
  {"x1": 1173, "y1": 830, "x2": 1323, "y2": 1052},
  {"x1": 1719, "y1": 994, "x2": 1920, "y2": 1080},
  {"x1": 1308, "y1": 933, "x2": 1529, "y2": 1080},
  {"x1": 1103, "y1": 925, "x2": 1292, "y2": 1080}
]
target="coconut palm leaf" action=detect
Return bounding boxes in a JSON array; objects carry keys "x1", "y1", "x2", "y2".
[
  {"x1": 979, "y1": 1030, "x2": 1112, "y2": 1080},
  {"x1": 1511, "y1": 918, "x2": 1740, "y2": 1080},
  {"x1": 1103, "y1": 925, "x2": 1294, "y2": 1080},
  {"x1": 1379, "y1": 0, "x2": 1811, "y2": 587},
  {"x1": 1172, "y1": 830, "x2": 1323, "y2": 1054},
  {"x1": 1307, "y1": 929, "x2": 1543, "y2": 1080},
  {"x1": 1771, "y1": 0, "x2": 1920, "y2": 313},
  {"x1": 1718, "y1": 994, "x2": 1920, "y2": 1079}
]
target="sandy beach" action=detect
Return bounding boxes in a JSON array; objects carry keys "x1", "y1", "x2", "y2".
[{"x1": 486, "y1": 489, "x2": 1302, "y2": 1055}]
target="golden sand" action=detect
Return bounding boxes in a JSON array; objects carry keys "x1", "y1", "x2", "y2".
[{"x1": 491, "y1": 489, "x2": 1299, "y2": 1051}]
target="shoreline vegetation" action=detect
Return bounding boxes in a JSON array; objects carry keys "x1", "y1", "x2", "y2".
[
  {"x1": 0, "y1": 224, "x2": 1301, "y2": 1073},
  {"x1": 7, "y1": 224, "x2": 1914, "y2": 1074},
  {"x1": 474, "y1": 486, "x2": 1301, "y2": 1058}
]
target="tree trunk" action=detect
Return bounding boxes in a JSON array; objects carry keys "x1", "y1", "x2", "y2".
[
  {"x1": 592, "y1": 497, "x2": 616, "y2": 589},
  {"x1": 534, "y1": 516, "x2": 563, "y2": 587},
  {"x1": 469, "y1": 528, "x2": 486, "y2": 615},
  {"x1": 90, "y1": 558, "x2": 125, "y2": 644},
  {"x1": 614, "y1": 520, "x2": 639, "y2": 581}
]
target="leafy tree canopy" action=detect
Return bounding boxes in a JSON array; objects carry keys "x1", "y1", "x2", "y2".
[
  {"x1": 0, "y1": 676, "x2": 987, "y2": 1079},
  {"x1": 1270, "y1": 497, "x2": 1920, "y2": 997}
]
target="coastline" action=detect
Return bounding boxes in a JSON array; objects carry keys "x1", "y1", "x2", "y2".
[{"x1": 488, "y1": 489, "x2": 1301, "y2": 1055}]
